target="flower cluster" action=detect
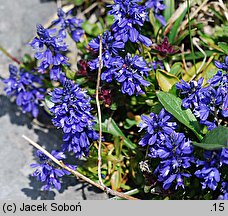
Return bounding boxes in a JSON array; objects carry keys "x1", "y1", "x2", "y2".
[
  {"x1": 52, "y1": 8, "x2": 84, "y2": 42},
  {"x1": 108, "y1": 0, "x2": 152, "y2": 46},
  {"x1": 145, "y1": 0, "x2": 166, "y2": 26},
  {"x1": 88, "y1": 1, "x2": 153, "y2": 96},
  {"x1": 31, "y1": 150, "x2": 76, "y2": 190},
  {"x1": 3, "y1": 64, "x2": 45, "y2": 117},
  {"x1": 88, "y1": 30, "x2": 125, "y2": 70},
  {"x1": 139, "y1": 109, "x2": 195, "y2": 189},
  {"x1": 49, "y1": 79, "x2": 98, "y2": 158},
  {"x1": 195, "y1": 148, "x2": 228, "y2": 192},
  {"x1": 101, "y1": 53, "x2": 151, "y2": 96},
  {"x1": 30, "y1": 24, "x2": 68, "y2": 80},
  {"x1": 176, "y1": 70, "x2": 228, "y2": 130}
]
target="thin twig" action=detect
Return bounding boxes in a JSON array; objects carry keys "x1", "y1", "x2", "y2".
[
  {"x1": 80, "y1": 2, "x2": 99, "y2": 16},
  {"x1": 181, "y1": 43, "x2": 188, "y2": 72},
  {"x1": 0, "y1": 45, "x2": 21, "y2": 65},
  {"x1": 96, "y1": 34, "x2": 106, "y2": 189},
  {"x1": 22, "y1": 135, "x2": 139, "y2": 200}
]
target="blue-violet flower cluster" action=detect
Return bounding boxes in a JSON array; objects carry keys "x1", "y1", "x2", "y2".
[
  {"x1": 52, "y1": 8, "x2": 84, "y2": 42},
  {"x1": 30, "y1": 24, "x2": 68, "y2": 80},
  {"x1": 108, "y1": 0, "x2": 152, "y2": 46},
  {"x1": 3, "y1": 64, "x2": 45, "y2": 117},
  {"x1": 195, "y1": 148, "x2": 228, "y2": 192},
  {"x1": 49, "y1": 79, "x2": 98, "y2": 158},
  {"x1": 31, "y1": 150, "x2": 76, "y2": 190},
  {"x1": 176, "y1": 70, "x2": 228, "y2": 130},
  {"x1": 139, "y1": 109, "x2": 194, "y2": 189},
  {"x1": 101, "y1": 53, "x2": 151, "y2": 96}
]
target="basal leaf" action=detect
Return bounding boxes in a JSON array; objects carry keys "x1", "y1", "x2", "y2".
[
  {"x1": 164, "y1": 0, "x2": 175, "y2": 22},
  {"x1": 168, "y1": 8, "x2": 187, "y2": 43},
  {"x1": 156, "y1": 91, "x2": 203, "y2": 140}
]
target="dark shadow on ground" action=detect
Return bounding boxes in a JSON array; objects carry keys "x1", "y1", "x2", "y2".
[
  {"x1": 21, "y1": 176, "x2": 56, "y2": 200},
  {"x1": 0, "y1": 95, "x2": 32, "y2": 128}
]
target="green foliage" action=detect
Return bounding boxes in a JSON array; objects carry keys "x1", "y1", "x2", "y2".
[
  {"x1": 156, "y1": 91, "x2": 203, "y2": 140},
  {"x1": 156, "y1": 69, "x2": 179, "y2": 92},
  {"x1": 163, "y1": 0, "x2": 175, "y2": 22},
  {"x1": 193, "y1": 126, "x2": 228, "y2": 150},
  {"x1": 93, "y1": 118, "x2": 137, "y2": 150}
]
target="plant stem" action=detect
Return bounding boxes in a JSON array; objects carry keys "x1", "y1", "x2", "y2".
[
  {"x1": 0, "y1": 45, "x2": 21, "y2": 65},
  {"x1": 22, "y1": 135, "x2": 139, "y2": 200},
  {"x1": 96, "y1": 34, "x2": 106, "y2": 189}
]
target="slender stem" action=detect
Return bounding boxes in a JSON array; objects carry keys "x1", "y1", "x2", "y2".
[
  {"x1": 22, "y1": 135, "x2": 139, "y2": 200},
  {"x1": 187, "y1": 0, "x2": 196, "y2": 73},
  {"x1": 96, "y1": 34, "x2": 106, "y2": 188},
  {"x1": 0, "y1": 45, "x2": 21, "y2": 65}
]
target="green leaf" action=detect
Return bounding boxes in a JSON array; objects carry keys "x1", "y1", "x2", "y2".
[
  {"x1": 94, "y1": 118, "x2": 137, "y2": 150},
  {"x1": 169, "y1": 62, "x2": 184, "y2": 76},
  {"x1": 218, "y1": 42, "x2": 228, "y2": 55},
  {"x1": 82, "y1": 21, "x2": 102, "y2": 37},
  {"x1": 164, "y1": 0, "x2": 175, "y2": 22},
  {"x1": 63, "y1": 66, "x2": 76, "y2": 80},
  {"x1": 156, "y1": 69, "x2": 179, "y2": 92},
  {"x1": 73, "y1": 0, "x2": 83, "y2": 6},
  {"x1": 111, "y1": 169, "x2": 122, "y2": 191},
  {"x1": 168, "y1": 8, "x2": 187, "y2": 43},
  {"x1": 193, "y1": 126, "x2": 228, "y2": 150},
  {"x1": 156, "y1": 91, "x2": 203, "y2": 140},
  {"x1": 43, "y1": 96, "x2": 54, "y2": 115},
  {"x1": 149, "y1": 10, "x2": 161, "y2": 36},
  {"x1": 124, "y1": 118, "x2": 137, "y2": 129},
  {"x1": 22, "y1": 54, "x2": 33, "y2": 64},
  {"x1": 44, "y1": 96, "x2": 54, "y2": 109}
]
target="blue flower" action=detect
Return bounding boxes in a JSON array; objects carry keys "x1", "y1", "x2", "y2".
[
  {"x1": 30, "y1": 24, "x2": 68, "y2": 80},
  {"x1": 108, "y1": 0, "x2": 152, "y2": 46},
  {"x1": 195, "y1": 167, "x2": 220, "y2": 191},
  {"x1": 3, "y1": 64, "x2": 45, "y2": 117},
  {"x1": 153, "y1": 132, "x2": 194, "y2": 190},
  {"x1": 145, "y1": 0, "x2": 166, "y2": 26},
  {"x1": 139, "y1": 109, "x2": 195, "y2": 190},
  {"x1": 176, "y1": 77, "x2": 204, "y2": 109},
  {"x1": 88, "y1": 31, "x2": 125, "y2": 70},
  {"x1": 138, "y1": 108, "x2": 177, "y2": 148},
  {"x1": 195, "y1": 149, "x2": 227, "y2": 191},
  {"x1": 50, "y1": 79, "x2": 98, "y2": 158},
  {"x1": 101, "y1": 53, "x2": 151, "y2": 96},
  {"x1": 31, "y1": 150, "x2": 76, "y2": 191},
  {"x1": 214, "y1": 56, "x2": 228, "y2": 71},
  {"x1": 52, "y1": 8, "x2": 84, "y2": 42},
  {"x1": 176, "y1": 71, "x2": 228, "y2": 130}
]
